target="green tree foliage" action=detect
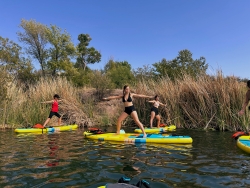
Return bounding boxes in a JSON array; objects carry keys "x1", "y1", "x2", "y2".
[
  {"x1": 0, "y1": 67, "x2": 11, "y2": 104},
  {"x1": 17, "y1": 19, "x2": 49, "y2": 75},
  {"x1": 75, "y1": 34, "x2": 101, "y2": 70},
  {"x1": 46, "y1": 25, "x2": 76, "y2": 76},
  {"x1": 0, "y1": 36, "x2": 36, "y2": 84},
  {"x1": 70, "y1": 67, "x2": 93, "y2": 87},
  {"x1": 153, "y1": 49, "x2": 208, "y2": 80},
  {"x1": 104, "y1": 59, "x2": 135, "y2": 88},
  {"x1": 0, "y1": 36, "x2": 22, "y2": 72},
  {"x1": 90, "y1": 70, "x2": 114, "y2": 100},
  {"x1": 133, "y1": 65, "x2": 154, "y2": 81}
]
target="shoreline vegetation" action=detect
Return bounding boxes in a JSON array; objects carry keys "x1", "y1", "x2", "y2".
[
  {"x1": 0, "y1": 72, "x2": 249, "y2": 132},
  {"x1": 0, "y1": 19, "x2": 249, "y2": 131}
]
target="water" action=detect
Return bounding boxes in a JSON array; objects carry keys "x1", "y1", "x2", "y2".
[{"x1": 0, "y1": 128, "x2": 250, "y2": 188}]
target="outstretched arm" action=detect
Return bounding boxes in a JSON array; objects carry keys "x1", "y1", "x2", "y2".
[
  {"x1": 103, "y1": 95, "x2": 123, "y2": 101},
  {"x1": 132, "y1": 93, "x2": 154, "y2": 99},
  {"x1": 148, "y1": 100, "x2": 156, "y2": 103},
  {"x1": 159, "y1": 102, "x2": 167, "y2": 107},
  {"x1": 41, "y1": 100, "x2": 54, "y2": 104}
]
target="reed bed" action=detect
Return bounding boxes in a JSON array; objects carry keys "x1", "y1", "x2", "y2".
[
  {"x1": 133, "y1": 72, "x2": 249, "y2": 131},
  {"x1": 0, "y1": 77, "x2": 86, "y2": 128},
  {"x1": 0, "y1": 72, "x2": 249, "y2": 131}
]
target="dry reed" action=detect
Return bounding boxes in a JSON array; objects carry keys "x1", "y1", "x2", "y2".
[
  {"x1": 0, "y1": 77, "x2": 87, "y2": 128},
  {"x1": 133, "y1": 72, "x2": 249, "y2": 131}
]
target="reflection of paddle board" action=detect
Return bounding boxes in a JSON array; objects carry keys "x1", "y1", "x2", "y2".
[
  {"x1": 134, "y1": 125, "x2": 176, "y2": 133},
  {"x1": 237, "y1": 136, "x2": 250, "y2": 154},
  {"x1": 84, "y1": 132, "x2": 192, "y2": 144},
  {"x1": 15, "y1": 124, "x2": 78, "y2": 133}
]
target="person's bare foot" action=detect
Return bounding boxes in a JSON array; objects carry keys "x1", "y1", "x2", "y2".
[{"x1": 143, "y1": 134, "x2": 147, "y2": 138}]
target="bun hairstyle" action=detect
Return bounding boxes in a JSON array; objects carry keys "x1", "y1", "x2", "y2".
[
  {"x1": 123, "y1": 85, "x2": 129, "y2": 95},
  {"x1": 247, "y1": 80, "x2": 250, "y2": 88}
]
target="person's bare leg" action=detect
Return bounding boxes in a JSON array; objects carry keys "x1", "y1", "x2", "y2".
[
  {"x1": 58, "y1": 116, "x2": 62, "y2": 126},
  {"x1": 156, "y1": 115, "x2": 160, "y2": 128},
  {"x1": 43, "y1": 118, "x2": 51, "y2": 127},
  {"x1": 131, "y1": 111, "x2": 146, "y2": 137},
  {"x1": 150, "y1": 111, "x2": 155, "y2": 128},
  {"x1": 116, "y1": 112, "x2": 128, "y2": 134}
]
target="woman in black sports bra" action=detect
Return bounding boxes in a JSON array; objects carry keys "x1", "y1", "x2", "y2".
[
  {"x1": 148, "y1": 95, "x2": 167, "y2": 128},
  {"x1": 103, "y1": 85, "x2": 153, "y2": 137}
]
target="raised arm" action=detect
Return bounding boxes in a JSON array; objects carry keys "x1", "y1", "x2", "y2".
[{"x1": 103, "y1": 95, "x2": 123, "y2": 101}]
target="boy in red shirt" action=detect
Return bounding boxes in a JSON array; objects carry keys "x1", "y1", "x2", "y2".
[{"x1": 41, "y1": 94, "x2": 63, "y2": 127}]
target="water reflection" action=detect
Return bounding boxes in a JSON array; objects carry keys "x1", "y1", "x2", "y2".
[
  {"x1": 46, "y1": 134, "x2": 60, "y2": 167},
  {"x1": 0, "y1": 130, "x2": 250, "y2": 187}
]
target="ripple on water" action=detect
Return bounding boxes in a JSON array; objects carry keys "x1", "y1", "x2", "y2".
[{"x1": 1, "y1": 130, "x2": 250, "y2": 187}]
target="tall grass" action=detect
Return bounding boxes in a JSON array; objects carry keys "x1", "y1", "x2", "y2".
[
  {"x1": 0, "y1": 72, "x2": 249, "y2": 131},
  {"x1": 0, "y1": 77, "x2": 86, "y2": 128},
  {"x1": 133, "y1": 72, "x2": 249, "y2": 131}
]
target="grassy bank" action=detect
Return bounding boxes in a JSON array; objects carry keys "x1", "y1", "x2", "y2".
[
  {"x1": 0, "y1": 73, "x2": 249, "y2": 131},
  {"x1": 133, "y1": 72, "x2": 249, "y2": 131},
  {"x1": 0, "y1": 77, "x2": 86, "y2": 128}
]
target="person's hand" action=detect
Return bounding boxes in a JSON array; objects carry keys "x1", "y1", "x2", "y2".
[{"x1": 238, "y1": 110, "x2": 245, "y2": 116}]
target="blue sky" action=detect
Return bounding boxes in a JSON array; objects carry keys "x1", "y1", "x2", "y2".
[{"x1": 0, "y1": 0, "x2": 249, "y2": 78}]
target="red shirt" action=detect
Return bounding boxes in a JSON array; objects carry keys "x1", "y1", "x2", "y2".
[{"x1": 51, "y1": 100, "x2": 58, "y2": 112}]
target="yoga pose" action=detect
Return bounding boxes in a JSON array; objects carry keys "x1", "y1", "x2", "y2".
[
  {"x1": 41, "y1": 94, "x2": 63, "y2": 127},
  {"x1": 148, "y1": 95, "x2": 166, "y2": 128},
  {"x1": 103, "y1": 85, "x2": 153, "y2": 137},
  {"x1": 238, "y1": 80, "x2": 250, "y2": 116}
]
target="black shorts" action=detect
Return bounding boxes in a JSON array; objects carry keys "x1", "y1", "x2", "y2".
[
  {"x1": 151, "y1": 107, "x2": 159, "y2": 116},
  {"x1": 48, "y1": 111, "x2": 61, "y2": 118},
  {"x1": 124, "y1": 105, "x2": 135, "y2": 115}
]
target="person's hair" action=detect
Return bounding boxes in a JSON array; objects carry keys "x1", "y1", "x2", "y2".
[
  {"x1": 123, "y1": 85, "x2": 129, "y2": 95},
  {"x1": 247, "y1": 80, "x2": 250, "y2": 88},
  {"x1": 154, "y1": 95, "x2": 158, "y2": 100},
  {"x1": 54, "y1": 94, "x2": 60, "y2": 99}
]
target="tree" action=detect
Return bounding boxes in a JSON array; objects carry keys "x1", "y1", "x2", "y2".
[
  {"x1": 153, "y1": 49, "x2": 208, "y2": 80},
  {"x1": 46, "y1": 25, "x2": 76, "y2": 76},
  {"x1": 17, "y1": 19, "x2": 49, "y2": 75},
  {"x1": 0, "y1": 36, "x2": 22, "y2": 73},
  {"x1": 0, "y1": 36, "x2": 36, "y2": 84},
  {"x1": 0, "y1": 66, "x2": 11, "y2": 104},
  {"x1": 133, "y1": 65, "x2": 154, "y2": 81},
  {"x1": 75, "y1": 34, "x2": 101, "y2": 70},
  {"x1": 104, "y1": 59, "x2": 135, "y2": 88}
]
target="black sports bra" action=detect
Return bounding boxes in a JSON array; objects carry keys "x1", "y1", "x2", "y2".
[{"x1": 122, "y1": 93, "x2": 133, "y2": 102}]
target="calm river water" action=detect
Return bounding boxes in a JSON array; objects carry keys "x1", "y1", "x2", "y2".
[{"x1": 0, "y1": 128, "x2": 250, "y2": 188}]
